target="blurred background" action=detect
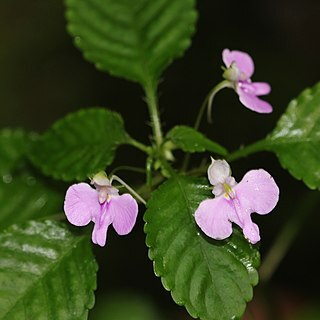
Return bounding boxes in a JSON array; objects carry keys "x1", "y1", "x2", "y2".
[{"x1": 1, "y1": 0, "x2": 320, "y2": 319}]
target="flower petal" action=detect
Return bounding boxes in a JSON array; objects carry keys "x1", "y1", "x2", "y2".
[
  {"x1": 235, "y1": 169, "x2": 279, "y2": 215},
  {"x1": 238, "y1": 88, "x2": 273, "y2": 113},
  {"x1": 92, "y1": 217, "x2": 111, "y2": 247},
  {"x1": 222, "y1": 49, "x2": 254, "y2": 79},
  {"x1": 108, "y1": 194, "x2": 138, "y2": 235},
  {"x1": 195, "y1": 197, "x2": 236, "y2": 240},
  {"x1": 240, "y1": 82, "x2": 271, "y2": 96},
  {"x1": 64, "y1": 183, "x2": 100, "y2": 226},
  {"x1": 231, "y1": 198, "x2": 261, "y2": 244},
  {"x1": 242, "y1": 222, "x2": 260, "y2": 244}
]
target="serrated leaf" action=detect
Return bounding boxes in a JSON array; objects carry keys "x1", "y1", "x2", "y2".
[
  {"x1": 167, "y1": 125, "x2": 227, "y2": 156},
  {"x1": 0, "y1": 129, "x2": 34, "y2": 176},
  {"x1": 66, "y1": 0, "x2": 197, "y2": 87},
  {"x1": 29, "y1": 108, "x2": 129, "y2": 181},
  {"x1": 0, "y1": 173, "x2": 62, "y2": 230},
  {"x1": 0, "y1": 220, "x2": 97, "y2": 319},
  {"x1": 144, "y1": 176, "x2": 260, "y2": 320},
  {"x1": 267, "y1": 82, "x2": 320, "y2": 189}
]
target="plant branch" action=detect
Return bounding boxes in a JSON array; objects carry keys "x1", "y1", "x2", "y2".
[
  {"x1": 144, "y1": 80, "x2": 163, "y2": 147},
  {"x1": 227, "y1": 139, "x2": 271, "y2": 162}
]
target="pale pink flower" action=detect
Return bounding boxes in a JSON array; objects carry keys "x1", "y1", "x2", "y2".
[
  {"x1": 222, "y1": 48, "x2": 273, "y2": 113},
  {"x1": 64, "y1": 172, "x2": 138, "y2": 246},
  {"x1": 195, "y1": 159, "x2": 279, "y2": 244}
]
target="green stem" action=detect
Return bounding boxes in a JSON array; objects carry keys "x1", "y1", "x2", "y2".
[
  {"x1": 194, "y1": 80, "x2": 231, "y2": 130},
  {"x1": 182, "y1": 80, "x2": 230, "y2": 172},
  {"x1": 259, "y1": 191, "x2": 320, "y2": 283},
  {"x1": 144, "y1": 80, "x2": 163, "y2": 147},
  {"x1": 127, "y1": 137, "x2": 151, "y2": 154},
  {"x1": 227, "y1": 139, "x2": 271, "y2": 162},
  {"x1": 110, "y1": 165, "x2": 146, "y2": 176}
]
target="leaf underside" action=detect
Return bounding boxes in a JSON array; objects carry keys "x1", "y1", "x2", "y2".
[
  {"x1": 66, "y1": 0, "x2": 197, "y2": 87},
  {"x1": 268, "y1": 82, "x2": 320, "y2": 189},
  {"x1": 0, "y1": 220, "x2": 97, "y2": 319},
  {"x1": 29, "y1": 108, "x2": 129, "y2": 181},
  {"x1": 144, "y1": 176, "x2": 260, "y2": 320}
]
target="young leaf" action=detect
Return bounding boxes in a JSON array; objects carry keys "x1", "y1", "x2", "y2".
[
  {"x1": 0, "y1": 129, "x2": 34, "y2": 176},
  {"x1": 144, "y1": 176, "x2": 260, "y2": 320},
  {"x1": 267, "y1": 82, "x2": 320, "y2": 189},
  {"x1": 0, "y1": 220, "x2": 97, "y2": 319},
  {"x1": 29, "y1": 108, "x2": 129, "y2": 181},
  {"x1": 65, "y1": 0, "x2": 197, "y2": 87},
  {"x1": 167, "y1": 125, "x2": 228, "y2": 156},
  {"x1": 0, "y1": 174, "x2": 62, "y2": 230}
]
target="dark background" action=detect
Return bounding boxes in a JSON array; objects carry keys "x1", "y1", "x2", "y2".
[{"x1": 1, "y1": 1, "x2": 320, "y2": 319}]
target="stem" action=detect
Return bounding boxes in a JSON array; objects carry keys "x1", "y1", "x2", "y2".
[
  {"x1": 127, "y1": 137, "x2": 151, "y2": 154},
  {"x1": 144, "y1": 80, "x2": 163, "y2": 147},
  {"x1": 259, "y1": 191, "x2": 320, "y2": 283},
  {"x1": 227, "y1": 139, "x2": 271, "y2": 162},
  {"x1": 194, "y1": 80, "x2": 231, "y2": 130},
  {"x1": 110, "y1": 166, "x2": 146, "y2": 176},
  {"x1": 110, "y1": 174, "x2": 146, "y2": 205}
]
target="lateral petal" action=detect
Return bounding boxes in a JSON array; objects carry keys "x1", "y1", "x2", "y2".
[
  {"x1": 64, "y1": 183, "x2": 100, "y2": 226},
  {"x1": 195, "y1": 197, "x2": 236, "y2": 240},
  {"x1": 238, "y1": 88, "x2": 273, "y2": 113},
  {"x1": 240, "y1": 82, "x2": 271, "y2": 96},
  {"x1": 235, "y1": 169, "x2": 280, "y2": 215},
  {"x1": 109, "y1": 194, "x2": 138, "y2": 235}
]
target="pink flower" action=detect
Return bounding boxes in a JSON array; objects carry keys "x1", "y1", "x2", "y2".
[
  {"x1": 222, "y1": 48, "x2": 273, "y2": 113},
  {"x1": 195, "y1": 159, "x2": 279, "y2": 244},
  {"x1": 64, "y1": 172, "x2": 138, "y2": 246}
]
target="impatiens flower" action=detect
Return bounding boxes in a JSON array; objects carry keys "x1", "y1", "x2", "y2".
[
  {"x1": 222, "y1": 48, "x2": 272, "y2": 113},
  {"x1": 64, "y1": 171, "x2": 138, "y2": 246},
  {"x1": 195, "y1": 158, "x2": 279, "y2": 244}
]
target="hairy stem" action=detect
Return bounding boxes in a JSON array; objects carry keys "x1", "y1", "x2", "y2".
[{"x1": 144, "y1": 80, "x2": 163, "y2": 147}]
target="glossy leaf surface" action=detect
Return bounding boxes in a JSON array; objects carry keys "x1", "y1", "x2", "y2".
[
  {"x1": 0, "y1": 220, "x2": 97, "y2": 319},
  {"x1": 268, "y1": 82, "x2": 320, "y2": 189},
  {"x1": 0, "y1": 174, "x2": 62, "y2": 230},
  {"x1": 144, "y1": 175, "x2": 260, "y2": 320}
]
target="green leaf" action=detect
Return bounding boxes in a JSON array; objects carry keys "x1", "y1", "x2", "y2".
[
  {"x1": 0, "y1": 220, "x2": 97, "y2": 319},
  {"x1": 0, "y1": 173, "x2": 62, "y2": 230},
  {"x1": 0, "y1": 129, "x2": 34, "y2": 176},
  {"x1": 268, "y1": 82, "x2": 320, "y2": 189},
  {"x1": 144, "y1": 176, "x2": 260, "y2": 320},
  {"x1": 29, "y1": 108, "x2": 129, "y2": 181},
  {"x1": 66, "y1": 0, "x2": 197, "y2": 86},
  {"x1": 167, "y1": 125, "x2": 228, "y2": 156}
]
